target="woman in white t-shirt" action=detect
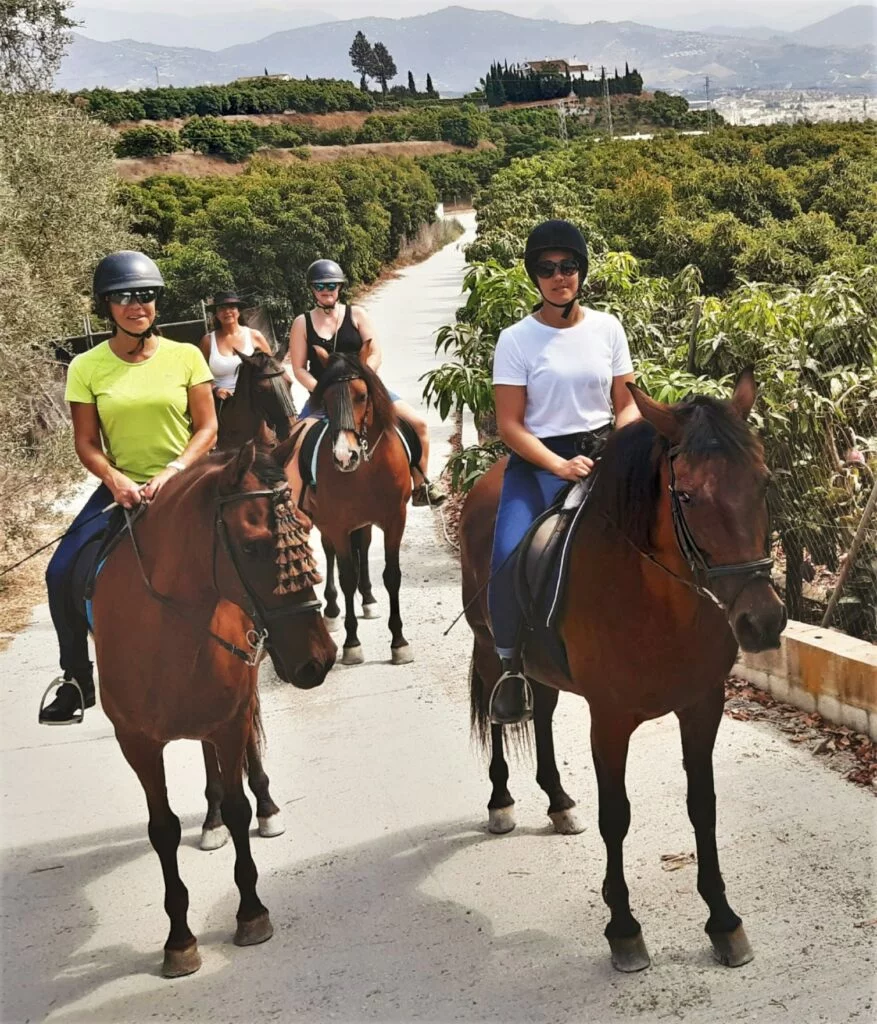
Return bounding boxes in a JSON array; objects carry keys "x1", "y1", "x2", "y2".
[{"x1": 487, "y1": 220, "x2": 641, "y2": 725}]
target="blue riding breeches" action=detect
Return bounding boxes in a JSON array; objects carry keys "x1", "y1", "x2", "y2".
[
  {"x1": 487, "y1": 435, "x2": 586, "y2": 658},
  {"x1": 45, "y1": 484, "x2": 114, "y2": 678}
]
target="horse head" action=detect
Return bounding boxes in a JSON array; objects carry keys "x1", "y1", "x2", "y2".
[
  {"x1": 216, "y1": 441, "x2": 336, "y2": 687},
  {"x1": 629, "y1": 368, "x2": 787, "y2": 653},
  {"x1": 310, "y1": 352, "x2": 396, "y2": 473},
  {"x1": 236, "y1": 349, "x2": 296, "y2": 440}
]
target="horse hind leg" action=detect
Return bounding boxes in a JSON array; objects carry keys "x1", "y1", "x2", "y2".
[
  {"x1": 677, "y1": 688, "x2": 753, "y2": 968},
  {"x1": 116, "y1": 730, "x2": 201, "y2": 977},
  {"x1": 590, "y1": 710, "x2": 650, "y2": 972},
  {"x1": 212, "y1": 722, "x2": 273, "y2": 948},
  {"x1": 532, "y1": 682, "x2": 584, "y2": 835},
  {"x1": 200, "y1": 741, "x2": 230, "y2": 851},
  {"x1": 354, "y1": 526, "x2": 379, "y2": 618},
  {"x1": 471, "y1": 652, "x2": 517, "y2": 834},
  {"x1": 245, "y1": 729, "x2": 285, "y2": 838}
]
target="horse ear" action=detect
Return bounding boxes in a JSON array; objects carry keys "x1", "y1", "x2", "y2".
[
  {"x1": 311, "y1": 344, "x2": 329, "y2": 367},
  {"x1": 730, "y1": 366, "x2": 757, "y2": 421},
  {"x1": 627, "y1": 382, "x2": 682, "y2": 443},
  {"x1": 271, "y1": 427, "x2": 303, "y2": 468},
  {"x1": 219, "y1": 441, "x2": 256, "y2": 492}
]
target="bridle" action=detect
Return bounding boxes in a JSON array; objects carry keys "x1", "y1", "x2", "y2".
[
  {"x1": 666, "y1": 444, "x2": 775, "y2": 613},
  {"x1": 125, "y1": 484, "x2": 321, "y2": 667},
  {"x1": 323, "y1": 370, "x2": 382, "y2": 464}
]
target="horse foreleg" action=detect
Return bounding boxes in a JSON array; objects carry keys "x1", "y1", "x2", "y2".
[
  {"x1": 199, "y1": 741, "x2": 230, "y2": 851},
  {"x1": 337, "y1": 540, "x2": 364, "y2": 664},
  {"x1": 354, "y1": 526, "x2": 379, "y2": 618},
  {"x1": 116, "y1": 730, "x2": 201, "y2": 978},
  {"x1": 532, "y1": 682, "x2": 583, "y2": 835},
  {"x1": 590, "y1": 710, "x2": 650, "y2": 973},
  {"x1": 245, "y1": 729, "x2": 285, "y2": 838},
  {"x1": 321, "y1": 535, "x2": 341, "y2": 632},
  {"x1": 677, "y1": 686, "x2": 753, "y2": 968},
  {"x1": 212, "y1": 720, "x2": 273, "y2": 948},
  {"x1": 383, "y1": 516, "x2": 412, "y2": 664}
]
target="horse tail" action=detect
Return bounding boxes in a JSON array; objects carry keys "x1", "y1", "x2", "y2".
[{"x1": 469, "y1": 644, "x2": 533, "y2": 757}]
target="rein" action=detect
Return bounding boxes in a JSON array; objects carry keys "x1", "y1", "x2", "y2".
[{"x1": 124, "y1": 484, "x2": 321, "y2": 667}]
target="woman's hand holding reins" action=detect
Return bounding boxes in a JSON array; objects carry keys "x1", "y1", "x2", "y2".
[
  {"x1": 141, "y1": 467, "x2": 178, "y2": 503},
  {"x1": 553, "y1": 455, "x2": 594, "y2": 481},
  {"x1": 214, "y1": 387, "x2": 232, "y2": 401},
  {"x1": 107, "y1": 471, "x2": 144, "y2": 509}
]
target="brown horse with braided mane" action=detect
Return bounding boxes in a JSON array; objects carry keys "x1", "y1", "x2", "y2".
[
  {"x1": 460, "y1": 370, "x2": 786, "y2": 972},
  {"x1": 92, "y1": 440, "x2": 335, "y2": 977},
  {"x1": 215, "y1": 347, "x2": 297, "y2": 450},
  {"x1": 293, "y1": 353, "x2": 413, "y2": 665}
]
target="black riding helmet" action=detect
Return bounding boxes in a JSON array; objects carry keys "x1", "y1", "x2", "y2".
[
  {"x1": 93, "y1": 250, "x2": 164, "y2": 348},
  {"x1": 524, "y1": 220, "x2": 589, "y2": 319},
  {"x1": 306, "y1": 259, "x2": 347, "y2": 286}
]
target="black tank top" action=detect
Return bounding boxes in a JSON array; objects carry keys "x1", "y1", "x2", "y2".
[{"x1": 305, "y1": 305, "x2": 364, "y2": 381}]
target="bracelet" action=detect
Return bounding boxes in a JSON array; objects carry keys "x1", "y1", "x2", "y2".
[{"x1": 166, "y1": 460, "x2": 186, "y2": 473}]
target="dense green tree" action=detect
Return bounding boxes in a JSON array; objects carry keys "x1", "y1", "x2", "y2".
[
  {"x1": 349, "y1": 31, "x2": 374, "y2": 84},
  {"x1": 370, "y1": 42, "x2": 397, "y2": 94}
]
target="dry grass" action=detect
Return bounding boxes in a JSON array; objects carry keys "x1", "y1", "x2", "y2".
[
  {"x1": 114, "y1": 110, "x2": 382, "y2": 132},
  {"x1": 115, "y1": 141, "x2": 472, "y2": 182}
]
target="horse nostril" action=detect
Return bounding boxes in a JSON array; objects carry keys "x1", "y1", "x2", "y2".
[{"x1": 294, "y1": 659, "x2": 328, "y2": 689}]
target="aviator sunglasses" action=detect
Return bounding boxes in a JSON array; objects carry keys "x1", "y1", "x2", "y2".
[
  {"x1": 533, "y1": 259, "x2": 580, "y2": 279},
  {"x1": 313, "y1": 282, "x2": 340, "y2": 292},
  {"x1": 105, "y1": 288, "x2": 159, "y2": 305}
]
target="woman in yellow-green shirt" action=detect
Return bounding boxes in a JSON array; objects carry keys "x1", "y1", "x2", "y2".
[{"x1": 40, "y1": 251, "x2": 217, "y2": 725}]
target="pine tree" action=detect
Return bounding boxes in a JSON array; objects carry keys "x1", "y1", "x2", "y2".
[
  {"x1": 407, "y1": 70, "x2": 416, "y2": 95},
  {"x1": 371, "y1": 41, "x2": 397, "y2": 94},
  {"x1": 349, "y1": 31, "x2": 374, "y2": 84}
]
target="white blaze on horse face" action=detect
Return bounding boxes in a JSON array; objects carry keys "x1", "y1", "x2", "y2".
[{"x1": 332, "y1": 430, "x2": 361, "y2": 470}]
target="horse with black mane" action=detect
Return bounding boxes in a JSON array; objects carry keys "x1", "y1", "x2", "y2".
[
  {"x1": 460, "y1": 370, "x2": 786, "y2": 972},
  {"x1": 92, "y1": 440, "x2": 335, "y2": 976}
]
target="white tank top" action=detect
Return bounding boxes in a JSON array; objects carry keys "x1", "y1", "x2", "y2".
[{"x1": 208, "y1": 327, "x2": 255, "y2": 391}]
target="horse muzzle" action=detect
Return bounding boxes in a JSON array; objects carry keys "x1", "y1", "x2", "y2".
[{"x1": 730, "y1": 583, "x2": 787, "y2": 652}]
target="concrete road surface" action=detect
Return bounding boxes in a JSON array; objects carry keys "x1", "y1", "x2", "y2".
[{"x1": 1, "y1": 214, "x2": 874, "y2": 1023}]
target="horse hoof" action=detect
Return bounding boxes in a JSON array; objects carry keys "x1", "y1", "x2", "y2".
[
  {"x1": 199, "y1": 825, "x2": 229, "y2": 851},
  {"x1": 710, "y1": 925, "x2": 754, "y2": 967},
  {"x1": 361, "y1": 602, "x2": 380, "y2": 619},
  {"x1": 488, "y1": 807, "x2": 516, "y2": 834},
  {"x1": 549, "y1": 808, "x2": 585, "y2": 835},
  {"x1": 324, "y1": 614, "x2": 342, "y2": 634},
  {"x1": 257, "y1": 812, "x2": 285, "y2": 838},
  {"x1": 341, "y1": 645, "x2": 364, "y2": 665},
  {"x1": 391, "y1": 644, "x2": 414, "y2": 665},
  {"x1": 162, "y1": 943, "x2": 201, "y2": 978},
  {"x1": 609, "y1": 932, "x2": 651, "y2": 973},
  {"x1": 234, "y1": 912, "x2": 274, "y2": 947}
]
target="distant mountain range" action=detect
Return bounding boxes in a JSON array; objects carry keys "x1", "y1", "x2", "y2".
[{"x1": 57, "y1": 5, "x2": 876, "y2": 95}]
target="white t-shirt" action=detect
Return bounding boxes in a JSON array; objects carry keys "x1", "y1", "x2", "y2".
[{"x1": 492, "y1": 309, "x2": 633, "y2": 437}]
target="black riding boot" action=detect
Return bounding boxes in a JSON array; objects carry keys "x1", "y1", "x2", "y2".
[
  {"x1": 39, "y1": 672, "x2": 96, "y2": 726},
  {"x1": 488, "y1": 658, "x2": 533, "y2": 726}
]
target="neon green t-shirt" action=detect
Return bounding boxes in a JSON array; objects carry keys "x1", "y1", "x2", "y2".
[{"x1": 65, "y1": 337, "x2": 213, "y2": 483}]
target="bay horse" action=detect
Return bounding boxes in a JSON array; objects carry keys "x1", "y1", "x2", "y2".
[
  {"x1": 460, "y1": 369, "x2": 786, "y2": 973},
  {"x1": 91, "y1": 440, "x2": 336, "y2": 977},
  {"x1": 216, "y1": 348, "x2": 296, "y2": 450},
  {"x1": 303, "y1": 353, "x2": 413, "y2": 665}
]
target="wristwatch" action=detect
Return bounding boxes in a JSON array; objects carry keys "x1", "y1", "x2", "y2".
[{"x1": 166, "y1": 460, "x2": 187, "y2": 473}]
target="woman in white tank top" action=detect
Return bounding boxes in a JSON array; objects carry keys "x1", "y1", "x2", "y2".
[{"x1": 198, "y1": 290, "x2": 277, "y2": 399}]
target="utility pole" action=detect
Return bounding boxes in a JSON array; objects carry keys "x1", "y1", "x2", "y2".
[
  {"x1": 557, "y1": 98, "x2": 568, "y2": 146},
  {"x1": 705, "y1": 75, "x2": 713, "y2": 133},
  {"x1": 601, "y1": 66, "x2": 613, "y2": 139},
  {"x1": 154, "y1": 64, "x2": 160, "y2": 88}
]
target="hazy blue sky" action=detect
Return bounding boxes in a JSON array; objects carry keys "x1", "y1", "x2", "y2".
[{"x1": 71, "y1": 0, "x2": 851, "y2": 30}]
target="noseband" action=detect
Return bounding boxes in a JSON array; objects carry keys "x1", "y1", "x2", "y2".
[
  {"x1": 667, "y1": 444, "x2": 774, "y2": 613},
  {"x1": 126, "y1": 484, "x2": 321, "y2": 667}
]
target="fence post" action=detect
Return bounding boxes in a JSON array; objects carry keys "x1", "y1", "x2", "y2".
[
  {"x1": 686, "y1": 299, "x2": 703, "y2": 374},
  {"x1": 821, "y1": 476, "x2": 877, "y2": 628}
]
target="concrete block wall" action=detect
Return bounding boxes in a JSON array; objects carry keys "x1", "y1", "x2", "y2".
[{"x1": 734, "y1": 620, "x2": 877, "y2": 741}]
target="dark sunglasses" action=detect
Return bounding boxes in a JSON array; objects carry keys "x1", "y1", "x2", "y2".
[
  {"x1": 534, "y1": 259, "x2": 580, "y2": 280},
  {"x1": 313, "y1": 282, "x2": 340, "y2": 292},
  {"x1": 106, "y1": 288, "x2": 159, "y2": 306}
]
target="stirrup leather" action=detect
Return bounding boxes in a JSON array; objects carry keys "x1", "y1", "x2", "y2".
[{"x1": 38, "y1": 676, "x2": 86, "y2": 726}]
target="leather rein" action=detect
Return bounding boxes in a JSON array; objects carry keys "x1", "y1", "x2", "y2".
[{"x1": 124, "y1": 484, "x2": 321, "y2": 666}]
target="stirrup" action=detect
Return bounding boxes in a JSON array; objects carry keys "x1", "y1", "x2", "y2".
[
  {"x1": 38, "y1": 676, "x2": 86, "y2": 726},
  {"x1": 487, "y1": 669, "x2": 534, "y2": 726}
]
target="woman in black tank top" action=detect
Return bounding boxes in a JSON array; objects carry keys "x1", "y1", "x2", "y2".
[{"x1": 286, "y1": 258, "x2": 446, "y2": 507}]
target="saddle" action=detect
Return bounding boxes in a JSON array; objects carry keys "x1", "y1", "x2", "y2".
[
  {"x1": 510, "y1": 425, "x2": 611, "y2": 675},
  {"x1": 297, "y1": 416, "x2": 421, "y2": 494},
  {"x1": 74, "y1": 504, "x2": 146, "y2": 630}
]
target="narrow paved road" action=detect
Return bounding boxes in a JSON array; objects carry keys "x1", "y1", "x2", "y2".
[{"x1": 2, "y1": 215, "x2": 873, "y2": 1024}]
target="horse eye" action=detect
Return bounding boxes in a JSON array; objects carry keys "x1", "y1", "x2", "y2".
[
  {"x1": 677, "y1": 491, "x2": 692, "y2": 504},
  {"x1": 242, "y1": 543, "x2": 259, "y2": 557},
  {"x1": 356, "y1": 394, "x2": 367, "y2": 404}
]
